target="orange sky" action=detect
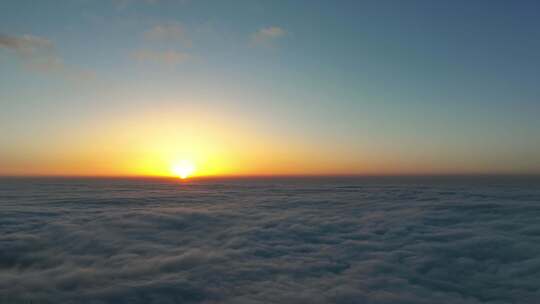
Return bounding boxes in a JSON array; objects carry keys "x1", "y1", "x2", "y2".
[{"x1": 2, "y1": 102, "x2": 527, "y2": 178}]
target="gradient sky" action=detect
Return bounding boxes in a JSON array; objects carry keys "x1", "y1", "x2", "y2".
[{"x1": 1, "y1": 0, "x2": 540, "y2": 177}]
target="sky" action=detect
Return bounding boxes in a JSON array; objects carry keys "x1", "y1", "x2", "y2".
[{"x1": 1, "y1": 0, "x2": 539, "y2": 177}]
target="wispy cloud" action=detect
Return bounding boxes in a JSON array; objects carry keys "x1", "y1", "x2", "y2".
[
  {"x1": 0, "y1": 34, "x2": 53, "y2": 55},
  {"x1": 144, "y1": 23, "x2": 192, "y2": 47},
  {"x1": 133, "y1": 22, "x2": 193, "y2": 67},
  {"x1": 132, "y1": 49, "x2": 191, "y2": 66},
  {"x1": 0, "y1": 33, "x2": 94, "y2": 80},
  {"x1": 251, "y1": 26, "x2": 287, "y2": 47}
]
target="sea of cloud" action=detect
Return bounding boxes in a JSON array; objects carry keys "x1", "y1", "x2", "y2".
[{"x1": 0, "y1": 177, "x2": 539, "y2": 303}]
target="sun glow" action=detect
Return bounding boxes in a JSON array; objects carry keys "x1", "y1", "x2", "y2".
[{"x1": 171, "y1": 160, "x2": 196, "y2": 179}]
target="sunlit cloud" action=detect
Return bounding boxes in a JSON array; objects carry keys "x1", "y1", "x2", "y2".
[{"x1": 251, "y1": 26, "x2": 287, "y2": 47}]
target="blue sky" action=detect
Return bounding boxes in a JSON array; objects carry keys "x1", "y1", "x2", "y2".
[{"x1": 1, "y1": 0, "x2": 539, "y2": 175}]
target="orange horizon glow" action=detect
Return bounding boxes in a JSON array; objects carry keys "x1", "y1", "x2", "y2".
[{"x1": 1, "y1": 102, "x2": 535, "y2": 177}]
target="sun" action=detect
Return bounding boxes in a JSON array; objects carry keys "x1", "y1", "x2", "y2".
[{"x1": 171, "y1": 160, "x2": 196, "y2": 179}]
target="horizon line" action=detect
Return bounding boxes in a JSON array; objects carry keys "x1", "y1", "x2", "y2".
[{"x1": 1, "y1": 173, "x2": 540, "y2": 179}]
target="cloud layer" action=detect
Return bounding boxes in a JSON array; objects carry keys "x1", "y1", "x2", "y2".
[{"x1": 1, "y1": 177, "x2": 539, "y2": 303}]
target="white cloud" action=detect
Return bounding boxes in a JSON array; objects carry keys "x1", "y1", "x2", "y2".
[{"x1": 251, "y1": 26, "x2": 287, "y2": 46}]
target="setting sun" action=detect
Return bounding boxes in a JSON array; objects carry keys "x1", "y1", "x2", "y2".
[{"x1": 171, "y1": 160, "x2": 196, "y2": 179}]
